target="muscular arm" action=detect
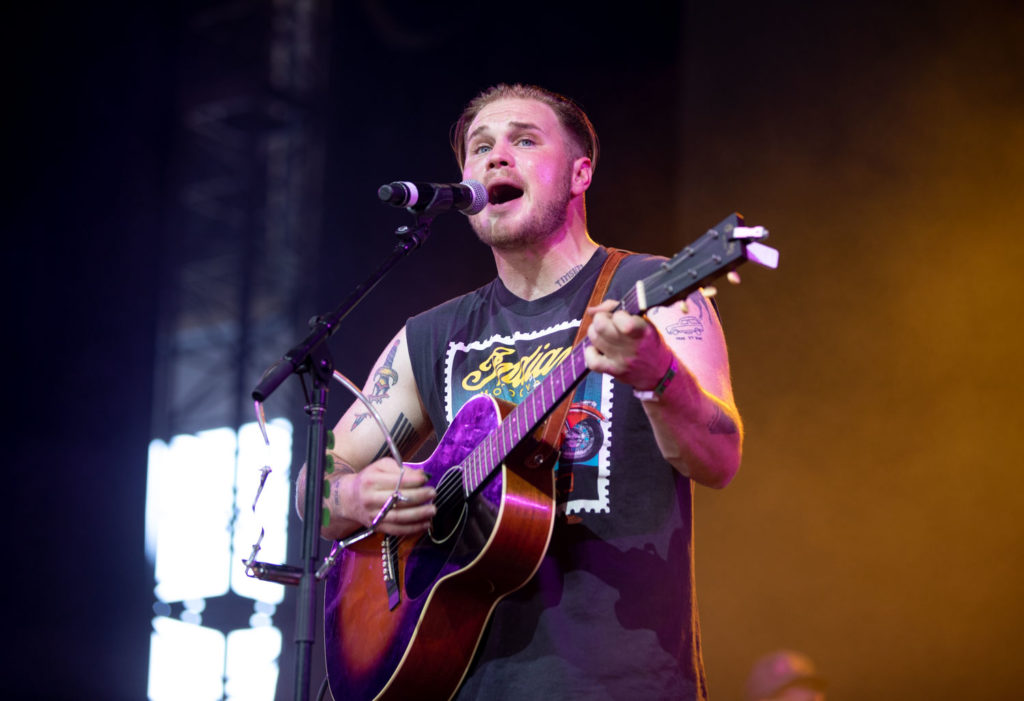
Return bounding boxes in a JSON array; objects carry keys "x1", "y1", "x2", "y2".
[
  {"x1": 583, "y1": 292, "x2": 743, "y2": 488},
  {"x1": 295, "y1": 326, "x2": 437, "y2": 539}
]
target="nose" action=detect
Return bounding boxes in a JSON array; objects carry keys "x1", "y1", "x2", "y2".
[{"x1": 486, "y1": 143, "x2": 513, "y2": 170}]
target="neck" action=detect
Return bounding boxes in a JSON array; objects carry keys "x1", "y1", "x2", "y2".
[{"x1": 491, "y1": 219, "x2": 599, "y2": 300}]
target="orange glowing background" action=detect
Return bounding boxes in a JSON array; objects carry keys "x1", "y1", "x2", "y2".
[{"x1": 668, "y1": 5, "x2": 1024, "y2": 698}]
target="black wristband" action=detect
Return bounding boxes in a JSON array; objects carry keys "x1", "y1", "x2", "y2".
[{"x1": 633, "y1": 355, "x2": 679, "y2": 402}]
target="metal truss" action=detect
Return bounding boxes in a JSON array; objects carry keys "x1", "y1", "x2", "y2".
[
  {"x1": 153, "y1": 0, "x2": 330, "y2": 441},
  {"x1": 146, "y1": 1, "x2": 332, "y2": 695}
]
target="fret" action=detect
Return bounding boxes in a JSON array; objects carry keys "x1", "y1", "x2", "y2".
[
  {"x1": 468, "y1": 447, "x2": 479, "y2": 493},
  {"x1": 466, "y1": 452, "x2": 476, "y2": 493},
  {"x1": 623, "y1": 287, "x2": 638, "y2": 314},
  {"x1": 504, "y1": 412, "x2": 515, "y2": 447},
  {"x1": 475, "y1": 440, "x2": 489, "y2": 491}
]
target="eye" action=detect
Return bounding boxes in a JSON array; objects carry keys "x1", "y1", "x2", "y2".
[
  {"x1": 468, "y1": 138, "x2": 491, "y2": 154},
  {"x1": 515, "y1": 137, "x2": 535, "y2": 147}
]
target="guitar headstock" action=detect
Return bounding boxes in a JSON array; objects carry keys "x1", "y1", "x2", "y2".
[{"x1": 634, "y1": 213, "x2": 778, "y2": 313}]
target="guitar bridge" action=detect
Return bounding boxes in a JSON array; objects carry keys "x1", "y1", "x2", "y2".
[{"x1": 381, "y1": 535, "x2": 401, "y2": 610}]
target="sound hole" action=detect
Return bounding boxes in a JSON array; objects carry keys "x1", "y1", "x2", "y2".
[
  {"x1": 429, "y1": 467, "x2": 467, "y2": 544},
  {"x1": 404, "y1": 466, "x2": 467, "y2": 600}
]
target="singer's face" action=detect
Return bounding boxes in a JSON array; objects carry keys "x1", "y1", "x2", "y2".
[{"x1": 461, "y1": 98, "x2": 578, "y2": 250}]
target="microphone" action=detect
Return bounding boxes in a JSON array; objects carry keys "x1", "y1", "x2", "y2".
[{"x1": 378, "y1": 179, "x2": 487, "y2": 215}]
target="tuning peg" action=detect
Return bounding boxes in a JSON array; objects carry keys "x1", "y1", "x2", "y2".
[
  {"x1": 727, "y1": 271, "x2": 741, "y2": 285},
  {"x1": 745, "y1": 241, "x2": 779, "y2": 269},
  {"x1": 701, "y1": 286, "x2": 718, "y2": 299},
  {"x1": 733, "y1": 225, "x2": 769, "y2": 240}
]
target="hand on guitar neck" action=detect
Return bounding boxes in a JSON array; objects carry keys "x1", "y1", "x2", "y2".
[{"x1": 583, "y1": 298, "x2": 676, "y2": 391}]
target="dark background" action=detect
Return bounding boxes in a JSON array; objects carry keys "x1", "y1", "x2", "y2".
[{"x1": 5, "y1": 1, "x2": 1023, "y2": 699}]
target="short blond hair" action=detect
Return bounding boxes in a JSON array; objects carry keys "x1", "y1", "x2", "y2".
[{"x1": 450, "y1": 84, "x2": 599, "y2": 171}]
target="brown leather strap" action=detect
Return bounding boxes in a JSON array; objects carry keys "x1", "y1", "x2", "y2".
[{"x1": 535, "y1": 248, "x2": 631, "y2": 451}]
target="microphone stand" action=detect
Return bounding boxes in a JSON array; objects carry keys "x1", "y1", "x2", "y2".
[{"x1": 251, "y1": 210, "x2": 438, "y2": 701}]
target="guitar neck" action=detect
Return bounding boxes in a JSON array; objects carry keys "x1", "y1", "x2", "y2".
[{"x1": 456, "y1": 212, "x2": 777, "y2": 497}]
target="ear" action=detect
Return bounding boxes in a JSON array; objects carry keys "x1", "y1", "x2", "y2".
[{"x1": 569, "y1": 156, "x2": 593, "y2": 196}]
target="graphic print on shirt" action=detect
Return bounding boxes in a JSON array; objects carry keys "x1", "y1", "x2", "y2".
[{"x1": 443, "y1": 322, "x2": 614, "y2": 516}]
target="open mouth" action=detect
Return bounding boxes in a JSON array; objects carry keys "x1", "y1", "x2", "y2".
[{"x1": 488, "y1": 183, "x2": 524, "y2": 205}]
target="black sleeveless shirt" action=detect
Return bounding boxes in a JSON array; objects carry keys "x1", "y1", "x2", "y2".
[{"x1": 406, "y1": 247, "x2": 707, "y2": 700}]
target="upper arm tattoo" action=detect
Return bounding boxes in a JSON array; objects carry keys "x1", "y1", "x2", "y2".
[
  {"x1": 371, "y1": 412, "x2": 419, "y2": 461},
  {"x1": 663, "y1": 295, "x2": 712, "y2": 342},
  {"x1": 353, "y1": 339, "x2": 401, "y2": 430}
]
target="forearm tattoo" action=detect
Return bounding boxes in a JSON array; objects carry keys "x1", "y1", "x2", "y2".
[
  {"x1": 707, "y1": 404, "x2": 739, "y2": 435},
  {"x1": 321, "y1": 458, "x2": 355, "y2": 514},
  {"x1": 372, "y1": 412, "x2": 419, "y2": 461}
]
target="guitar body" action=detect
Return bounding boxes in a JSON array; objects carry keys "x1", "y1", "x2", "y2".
[{"x1": 324, "y1": 394, "x2": 557, "y2": 701}]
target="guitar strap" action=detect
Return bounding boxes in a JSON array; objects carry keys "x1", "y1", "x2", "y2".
[{"x1": 532, "y1": 247, "x2": 631, "y2": 458}]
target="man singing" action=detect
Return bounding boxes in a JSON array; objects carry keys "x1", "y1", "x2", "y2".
[{"x1": 300, "y1": 83, "x2": 742, "y2": 700}]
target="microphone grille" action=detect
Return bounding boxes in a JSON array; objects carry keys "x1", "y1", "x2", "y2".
[{"x1": 461, "y1": 179, "x2": 487, "y2": 215}]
